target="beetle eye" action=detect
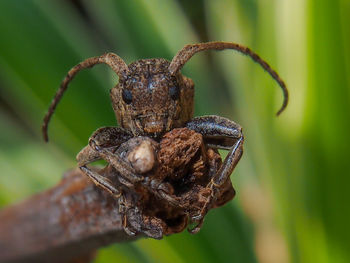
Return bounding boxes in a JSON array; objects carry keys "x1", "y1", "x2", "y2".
[
  {"x1": 122, "y1": 89, "x2": 133, "y2": 104},
  {"x1": 169, "y1": 86, "x2": 179, "y2": 100}
]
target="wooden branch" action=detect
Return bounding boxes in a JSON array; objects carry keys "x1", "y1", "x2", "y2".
[{"x1": 0, "y1": 168, "x2": 140, "y2": 263}]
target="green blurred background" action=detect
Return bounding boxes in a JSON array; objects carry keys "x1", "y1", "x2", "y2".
[{"x1": 0, "y1": 0, "x2": 349, "y2": 262}]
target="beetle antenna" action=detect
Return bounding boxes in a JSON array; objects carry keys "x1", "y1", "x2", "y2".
[
  {"x1": 42, "y1": 53, "x2": 129, "y2": 142},
  {"x1": 169, "y1": 42, "x2": 288, "y2": 116}
]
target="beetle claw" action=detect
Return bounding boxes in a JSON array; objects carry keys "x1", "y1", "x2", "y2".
[{"x1": 188, "y1": 218, "x2": 204, "y2": 234}]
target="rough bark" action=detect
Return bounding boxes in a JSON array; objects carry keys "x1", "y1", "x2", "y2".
[{"x1": 0, "y1": 168, "x2": 139, "y2": 263}]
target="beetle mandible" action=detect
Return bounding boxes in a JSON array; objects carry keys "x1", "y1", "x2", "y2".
[{"x1": 42, "y1": 41, "x2": 288, "y2": 233}]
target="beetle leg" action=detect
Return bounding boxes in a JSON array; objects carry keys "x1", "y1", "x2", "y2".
[
  {"x1": 119, "y1": 193, "x2": 163, "y2": 239},
  {"x1": 142, "y1": 177, "x2": 182, "y2": 207},
  {"x1": 157, "y1": 189, "x2": 181, "y2": 207},
  {"x1": 90, "y1": 140, "x2": 145, "y2": 183},
  {"x1": 188, "y1": 218, "x2": 205, "y2": 234},
  {"x1": 186, "y1": 115, "x2": 244, "y2": 225},
  {"x1": 124, "y1": 207, "x2": 163, "y2": 239},
  {"x1": 141, "y1": 216, "x2": 164, "y2": 239},
  {"x1": 82, "y1": 126, "x2": 144, "y2": 183},
  {"x1": 87, "y1": 127, "x2": 144, "y2": 183},
  {"x1": 77, "y1": 126, "x2": 133, "y2": 166},
  {"x1": 77, "y1": 127, "x2": 133, "y2": 195},
  {"x1": 119, "y1": 194, "x2": 139, "y2": 236},
  {"x1": 76, "y1": 145, "x2": 101, "y2": 167},
  {"x1": 123, "y1": 215, "x2": 137, "y2": 236},
  {"x1": 89, "y1": 126, "x2": 133, "y2": 149},
  {"x1": 157, "y1": 183, "x2": 182, "y2": 207},
  {"x1": 117, "y1": 174, "x2": 135, "y2": 189},
  {"x1": 80, "y1": 166, "x2": 121, "y2": 198}
]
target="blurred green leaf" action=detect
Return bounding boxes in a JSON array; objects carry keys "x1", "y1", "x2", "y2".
[{"x1": 0, "y1": 0, "x2": 349, "y2": 262}]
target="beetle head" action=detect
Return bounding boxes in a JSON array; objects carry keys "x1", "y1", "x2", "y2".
[{"x1": 111, "y1": 59, "x2": 192, "y2": 138}]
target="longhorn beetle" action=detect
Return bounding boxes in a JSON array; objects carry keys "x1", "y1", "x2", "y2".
[{"x1": 42, "y1": 41, "x2": 288, "y2": 235}]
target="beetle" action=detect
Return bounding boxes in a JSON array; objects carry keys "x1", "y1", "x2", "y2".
[{"x1": 42, "y1": 41, "x2": 288, "y2": 236}]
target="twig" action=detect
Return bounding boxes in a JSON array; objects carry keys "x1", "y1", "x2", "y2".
[{"x1": 0, "y1": 168, "x2": 140, "y2": 263}]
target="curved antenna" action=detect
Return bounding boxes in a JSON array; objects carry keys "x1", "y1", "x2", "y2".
[
  {"x1": 169, "y1": 41, "x2": 288, "y2": 116},
  {"x1": 42, "y1": 53, "x2": 129, "y2": 142}
]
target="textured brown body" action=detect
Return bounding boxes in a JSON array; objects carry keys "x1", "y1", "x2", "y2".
[{"x1": 42, "y1": 41, "x2": 288, "y2": 238}]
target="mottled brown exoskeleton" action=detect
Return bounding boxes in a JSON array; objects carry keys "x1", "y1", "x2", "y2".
[{"x1": 42, "y1": 41, "x2": 288, "y2": 237}]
